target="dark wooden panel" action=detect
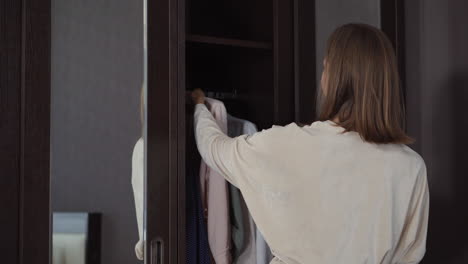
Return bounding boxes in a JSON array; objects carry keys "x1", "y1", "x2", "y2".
[
  {"x1": 187, "y1": 34, "x2": 272, "y2": 49},
  {"x1": 86, "y1": 213, "x2": 101, "y2": 264},
  {"x1": 0, "y1": 0, "x2": 22, "y2": 262},
  {"x1": 20, "y1": 0, "x2": 51, "y2": 263},
  {"x1": 169, "y1": 0, "x2": 181, "y2": 261},
  {"x1": 0, "y1": 0, "x2": 50, "y2": 263},
  {"x1": 294, "y1": 0, "x2": 316, "y2": 124},
  {"x1": 147, "y1": 0, "x2": 181, "y2": 262},
  {"x1": 381, "y1": 0, "x2": 406, "y2": 102},
  {"x1": 147, "y1": 0, "x2": 171, "y2": 261},
  {"x1": 274, "y1": 0, "x2": 294, "y2": 125},
  {"x1": 403, "y1": 0, "x2": 421, "y2": 152},
  {"x1": 186, "y1": 0, "x2": 273, "y2": 42},
  {"x1": 177, "y1": 0, "x2": 186, "y2": 262},
  {"x1": 380, "y1": 0, "x2": 404, "y2": 55}
]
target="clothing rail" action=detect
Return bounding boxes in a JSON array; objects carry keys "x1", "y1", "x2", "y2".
[{"x1": 206, "y1": 91, "x2": 238, "y2": 100}]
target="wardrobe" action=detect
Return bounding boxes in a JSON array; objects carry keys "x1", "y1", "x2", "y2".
[
  {"x1": 0, "y1": 0, "x2": 404, "y2": 263},
  {"x1": 147, "y1": 0, "x2": 404, "y2": 263}
]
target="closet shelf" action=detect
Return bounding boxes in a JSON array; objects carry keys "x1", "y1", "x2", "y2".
[{"x1": 186, "y1": 34, "x2": 272, "y2": 50}]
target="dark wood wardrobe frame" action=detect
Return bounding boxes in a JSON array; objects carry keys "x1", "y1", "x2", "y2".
[
  {"x1": 0, "y1": 0, "x2": 51, "y2": 263},
  {"x1": 0, "y1": 0, "x2": 404, "y2": 263}
]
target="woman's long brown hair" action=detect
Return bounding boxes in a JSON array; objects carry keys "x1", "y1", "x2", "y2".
[{"x1": 318, "y1": 23, "x2": 413, "y2": 144}]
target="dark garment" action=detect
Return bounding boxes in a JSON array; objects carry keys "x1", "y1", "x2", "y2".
[
  {"x1": 227, "y1": 114, "x2": 261, "y2": 263},
  {"x1": 186, "y1": 107, "x2": 211, "y2": 264},
  {"x1": 226, "y1": 115, "x2": 247, "y2": 261},
  {"x1": 229, "y1": 184, "x2": 245, "y2": 261}
]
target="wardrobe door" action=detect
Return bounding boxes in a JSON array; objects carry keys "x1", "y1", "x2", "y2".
[
  {"x1": 49, "y1": 1, "x2": 147, "y2": 264},
  {"x1": 146, "y1": 0, "x2": 184, "y2": 263},
  {"x1": 293, "y1": 0, "x2": 317, "y2": 124},
  {"x1": 0, "y1": 0, "x2": 50, "y2": 263},
  {"x1": 380, "y1": 0, "x2": 405, "y2": 96}
]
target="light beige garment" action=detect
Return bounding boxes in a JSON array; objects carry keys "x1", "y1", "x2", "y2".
[
  {"x1": 194, "y1": 104, "x2": 429, "y2": 264},
  {"x1": 200, "y1": 98, "x2": 231, "y2": 264}
]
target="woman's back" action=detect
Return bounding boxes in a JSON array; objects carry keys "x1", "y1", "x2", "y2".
[
  {"x1": 194, "y1": 105, "x2": 428, "y2": 264},
  {"x1": 240, "y1": 121, "x2": 428, "y2": 264}
]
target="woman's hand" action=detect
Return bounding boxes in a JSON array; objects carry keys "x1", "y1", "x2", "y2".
[{"x1": 191, "y1": 89, "x2": 206, "y2": 104}]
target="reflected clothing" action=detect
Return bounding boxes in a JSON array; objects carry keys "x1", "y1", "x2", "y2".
[
  {"x1": 194, "y1": 103, "x2": 429, "y2": 264},
  {"x1": 131, "y1": 138, "x2": 144, "y2": 260},
  {"x1": 200, "y1": 98, "x2": 232, "y2": 264}
]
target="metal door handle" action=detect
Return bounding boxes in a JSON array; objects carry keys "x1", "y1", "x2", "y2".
[{"x1": 151, "y1": 238, "x2": 164, "y2": 264}]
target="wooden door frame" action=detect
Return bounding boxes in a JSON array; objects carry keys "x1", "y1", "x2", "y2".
[
  {"x1": 147, "y1": 0, "x2": 184, "y2": 263},
  {"x1": 0, "y1": 0, "x2": 51, "y2": 263},
  {"x1": 381, "y1": 0, "x2": 406, "y2": 95}
]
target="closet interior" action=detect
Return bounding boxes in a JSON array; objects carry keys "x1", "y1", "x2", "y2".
[
  {"x1": 185, "y1": 0, "x2": 295, "y2": 130},
  {"x1": 183, "y1": 0, "x2": 301, "y2": 263}
]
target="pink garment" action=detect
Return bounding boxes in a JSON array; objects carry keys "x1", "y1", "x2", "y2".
[{"x1": 200, "y1": 98, "x2": 231, "y2": 264}]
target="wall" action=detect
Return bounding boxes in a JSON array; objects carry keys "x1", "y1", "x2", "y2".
[
  {"x1": 315, "y1": 0, "x2": 381, "y2": 86},
  {"x1": 405, "y1": 0, "x2": 468, "y2": 263},
  {"x1": 51, "y1": 1, "x2": 143, "y2": 264}
]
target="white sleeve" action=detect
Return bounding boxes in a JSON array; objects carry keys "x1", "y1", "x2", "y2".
[
  {"x1": 395, "y1": 163, "x2": 430, "y2": 264},
  {"x1": 131, "y1": 139, "x2": 144, "y2": 260},
  {"x1": 194, "y1": 103, "x2": 261, "y2": 188}
]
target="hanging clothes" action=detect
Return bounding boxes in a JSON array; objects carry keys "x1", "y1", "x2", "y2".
[
  {"x1": 226, "y1": 114, "x2": 273, "y2": 264},
  {"x1": 186, "y1": 106, "x2": 211, "y2": 264},
  {"x1": 200, "y1": 98, "x2": 232, "y2": 264},
  {"x1": 226, "y1": 114, "x2": 257, "y2": 264},
  {"x1": 255, "y1": 229, "x2": 273, "y2": 264}
]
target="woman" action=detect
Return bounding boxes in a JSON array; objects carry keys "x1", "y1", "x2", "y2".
[
  {"x1": 191, "y1": 24, "x2": 429, "y2": 264},
  {"x1": 132, "y1": 85, "x2": 145, "y2": 260}
]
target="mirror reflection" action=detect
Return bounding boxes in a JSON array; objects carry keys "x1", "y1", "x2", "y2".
[{"x1": 50, "y1": 0, "x2": 146, "y2": 263}]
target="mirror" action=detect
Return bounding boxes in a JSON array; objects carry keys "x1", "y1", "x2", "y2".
[{"x1": 50, "y1": 0, "x2": 147, "y2": 263}]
